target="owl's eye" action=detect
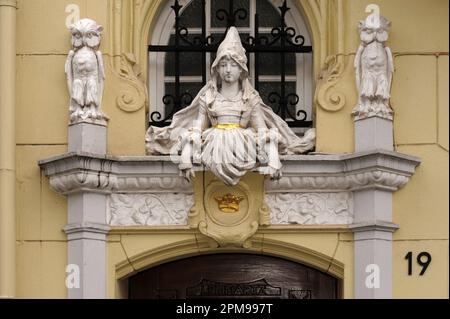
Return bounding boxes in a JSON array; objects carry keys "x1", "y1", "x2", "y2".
[
  {"x1": 75, "y1": 33, "x2": 81, "y2": 39},
  {"x1": 87, "y1": 32, "x2": 94, "y2": 38}
]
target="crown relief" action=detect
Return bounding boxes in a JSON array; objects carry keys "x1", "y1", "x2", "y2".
[{"x1": 214, "y1": 193, "x2": 245, "y2": 213}]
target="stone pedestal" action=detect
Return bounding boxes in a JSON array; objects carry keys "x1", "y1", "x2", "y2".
[
  {"x1": 355, "y1": 116, "x2": 393, "y2": 152},
  {"x1": 68, "y1": 122, "x2": 107, "y2": 154}
]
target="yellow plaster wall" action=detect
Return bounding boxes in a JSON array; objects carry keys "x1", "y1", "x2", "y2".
[
  {"x1": 393, "y1": 239, "x2": 448, "y2": 299},
  {"x1": 16, "y1": 0, "x2": 145, "y2": 154},
  {"x1": 344, "y1": 0, "x2": 449, "y2": 54},
  {"x1": 16, "y1": 56, "x2": 69, "y2": 144},
  {"x1": 315, "y1": 56, "x2": 357, "y2": 153},
  {"x1": 316, "y1": 0, "x2": 449, "y2": 154},
  {"x1": 438, "y1": 56, "x2": 449, "y2": 151},
  {"x1": 392, "y1": 145, "x2": 449, "y2": 298},
  {"x1": 15, "y1": 0, "x2": 145, "y2": 297},
  {"x1": 14, "y1": 0, "x2": 448, "y2": 299},
  {"x1": 15, "y1": 145, "x2": 68, "y2": 298},
  {"x1": 389, "y1": 3, "x2": 448, "y2": 296},
  {"x1": 314, "y1": 0, "x2": 449, "y2": 298},
  {"x1": 16, "y1": 241, "x2": 67, "y2": 298}
]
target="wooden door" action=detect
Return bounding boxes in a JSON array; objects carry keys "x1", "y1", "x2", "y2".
[{"x1": 129, "y1": 254, "x2": 339, "y2": 299}]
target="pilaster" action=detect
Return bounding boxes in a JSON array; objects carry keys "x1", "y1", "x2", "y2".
[
  {"x1": 64, "y1": 223, "x2": 110, "y2": 299},
  {"x1": 0, "y1": 0, "x2": 17, "y2": 298}
]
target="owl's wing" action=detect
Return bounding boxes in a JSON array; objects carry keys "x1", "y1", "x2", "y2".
[
  {"x1": 354, "y1": 44, "x2": 364, "y2": 93},
  {"x1": 385, "y1": 46, "x2": 394, "y2": 90},
  {"x1": 65, "y1": 50, "x2": 75, "y2": 94},
  {"x1": 96, "y1": 51, "x2": 105, "y2": 106}
]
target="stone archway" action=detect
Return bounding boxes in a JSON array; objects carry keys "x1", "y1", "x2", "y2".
[{"x1": 128, "y1": 253, "x2": 340, "y2": 299}]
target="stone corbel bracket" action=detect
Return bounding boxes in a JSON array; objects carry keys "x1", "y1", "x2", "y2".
[
  {"x1": 38, "y1": 152, "x2": 192, "y2": 195},
  {"x1": 266, "y1": 150, "x2": 421, "y2": 193}
]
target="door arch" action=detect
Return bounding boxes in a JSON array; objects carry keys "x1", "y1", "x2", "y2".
[{"x1": 128, "y1": 253, "x2": 340, "y2": 299}]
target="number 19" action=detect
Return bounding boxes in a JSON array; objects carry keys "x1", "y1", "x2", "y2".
[{"x1": 405, "y1": 251, "x2": 432, "y2": 276}]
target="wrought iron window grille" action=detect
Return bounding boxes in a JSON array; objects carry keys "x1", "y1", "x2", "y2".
[{"x1": 148, "y1": 0, "x2": 313, "y2": 128}]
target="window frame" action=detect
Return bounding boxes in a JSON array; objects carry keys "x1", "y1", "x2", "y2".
[{"x1": 148, "y1": 0, "x2": 313, "y2": 130}]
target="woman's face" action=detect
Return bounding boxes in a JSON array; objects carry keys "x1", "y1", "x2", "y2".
[{"x1": 218, "y1": 56, "x2": 242, "y2": 84}]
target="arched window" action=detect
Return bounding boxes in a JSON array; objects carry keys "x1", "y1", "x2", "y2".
[{"x1": 148, "y1": 0, "x2": 313, "y2": 132}]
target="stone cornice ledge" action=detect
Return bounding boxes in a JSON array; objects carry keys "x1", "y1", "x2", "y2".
[
  {"x1": 349, "y1": 220, "x2": 399, "y2": 233},
  {"x1": 39, "y1": 152, "x2": 192, "y2": 195},
  {"x1": 268, "y1": 149, "x2": 421, "y2": 192},
  {"x1": 107, "y1": 224, "x2": 351, "y2": 235},
  {"x1": 63, "y1": 222, "x2": 111, "y2": 241},
  {"x1": 64, "y1": 222, "x2": 111, "y2": 234},
  {"x1": 38, "y1": 150, "x2": 420, "y2": 195}
]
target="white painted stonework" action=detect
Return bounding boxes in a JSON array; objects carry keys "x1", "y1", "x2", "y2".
[
  {"x1": 65, "y1": 19, "x2": 108, "y2": 125},
  {"x1": 40, "y1": 153, "x2": 192, "y2": 195},
  {"x1": 353, "y1": 13, "x2": 394, "y2": 121},
  {"x1": 350, "y1": 8, "x2": 402, "y2": 298},
  {"x1": 266, "y1": 151, "x2": 417, "y2": 192},
  {"x1": 108, "y1": 193, "x2": 194, "y2": 226},
  {"x1": 263, "y1": 151, "x2": 419, "y2": 225},
  {"x1": 267, "y1": 192, "x2": 353, "y2": 225},
  {"x1": 40, "y1": 150, "x2": 420, "y2": 228}
]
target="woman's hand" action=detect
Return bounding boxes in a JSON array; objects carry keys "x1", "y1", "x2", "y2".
[
  {"x1": 191, "y1": 131, "x2": 202, "y2": 164},
  {"x1": 259, "y1": 166, "x2": 282, "y2": 180},
  {"x1": 269, "y1": 167, "x2": 282, "y2": 180},
  {"x1": 181, "y1": 167, "x2": 196, "y2": 182}
]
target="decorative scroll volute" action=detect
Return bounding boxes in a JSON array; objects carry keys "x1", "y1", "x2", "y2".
[
  {"x1": 113, "y1": 53, "x2": 148, "y2": 113},
  {"x1": 107, "y1": 0, "x2": 149, "y2": 114},
  {"x1": 315, "y1": 55, "x2": 346, "y2": 112}
]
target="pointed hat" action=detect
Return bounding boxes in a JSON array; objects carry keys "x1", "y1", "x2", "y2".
[{"x1": 211, "y1": 27, "x2": 248, "y2": 75}]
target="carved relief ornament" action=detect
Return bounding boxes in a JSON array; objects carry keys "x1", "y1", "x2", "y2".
[
  {"x1": 189, "y1": 175, "x2": 268, "y2": 248},
  {"x1": 313, "y1": 0, "x2": 348, "y2": 113},
  {"x1": 113, "y1": 53, "x2": 148, "y2": 113},
  {"x1": 315, "y1": 55, "x2": 346, "y2": 112},
  {"x1": 108, "y1": 193, "x2": 194, "y2": 226},
  {"x1": 266, "y1": 192, "x2": 353, "y2": 225},
  {"x1": 39, "y1": 152, "x2": 420, "y2": 228}
]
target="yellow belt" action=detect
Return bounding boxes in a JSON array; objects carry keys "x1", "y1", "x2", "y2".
[{"x1": 214, "y1": 123, "x2": 244, "y2": 130}]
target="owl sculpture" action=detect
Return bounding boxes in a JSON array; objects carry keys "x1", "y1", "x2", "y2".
[
  {"x1": 353, "y1": 13, "x2": 394, "y2": 120},
  {"x1": 65, "y1": 18, "x2": 108, "y2": 124}
]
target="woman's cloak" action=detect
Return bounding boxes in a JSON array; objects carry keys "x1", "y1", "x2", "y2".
[{"x1": 145, "y1": 79, "x2": 315, "y2": 156}]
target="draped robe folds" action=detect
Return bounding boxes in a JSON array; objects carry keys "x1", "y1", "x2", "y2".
[
  {"x1": 145, "y1": 26, "x2": 315, "y2": 185},
  {"x1": 145, "y1": 79, "x2": 315, "y2": 185}
]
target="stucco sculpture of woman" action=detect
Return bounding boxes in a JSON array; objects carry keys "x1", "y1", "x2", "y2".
[{"x1": 146, "y1": 27, "x2": 315, "y2": 186}]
